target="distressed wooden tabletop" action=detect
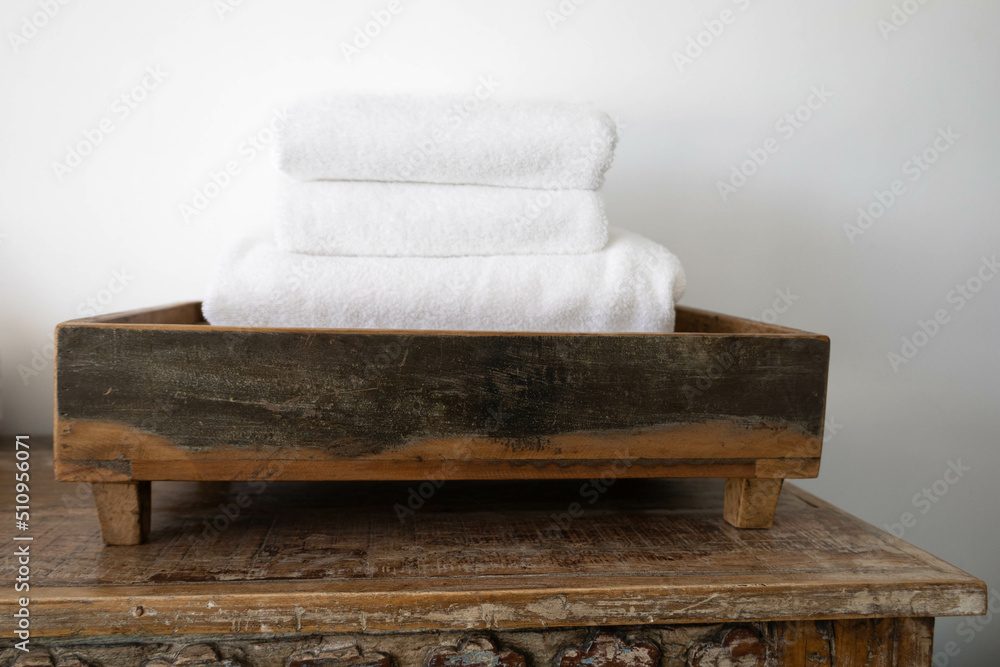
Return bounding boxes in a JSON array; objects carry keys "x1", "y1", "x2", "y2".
[{"x1": 0, "y1": 437, "x2": 986, "y2": 639}]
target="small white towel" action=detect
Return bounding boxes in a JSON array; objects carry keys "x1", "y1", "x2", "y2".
[
  {"x1": 272, "y1": 93, "x2": 618, "y2": 190},
  {"x1": 203, "y1": 227, "x2": 685, "y2": 333},
  {"x1": 275, "y1": 180, "x2": 608, "y2": 257}
]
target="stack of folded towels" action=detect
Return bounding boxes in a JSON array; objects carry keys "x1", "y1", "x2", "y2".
[{"x1": 203, "y1": 94, "x2": 686, "y2": 333}]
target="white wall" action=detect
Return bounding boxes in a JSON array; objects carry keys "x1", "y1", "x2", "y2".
[{"x1": 1, "y1": 0, "x2": 997, "y2": 660}]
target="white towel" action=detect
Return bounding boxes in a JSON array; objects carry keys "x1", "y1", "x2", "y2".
[
  {"x1": 275, "y1": 180, "x2": 608, "y2": 257},
  {"x1": 272, "y1": 94, "x2": 618, "y2": 190},
  {"x1": 203, "y1": 227, "x2": 685, "y2": 333}
]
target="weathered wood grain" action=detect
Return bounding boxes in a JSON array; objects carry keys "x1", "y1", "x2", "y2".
[
  {"x1": 675, "y1": 306, "x2": 819, "y2": 336},
  {"x1": 688, "y1": 626, "x2": 766, "y2": 666},
  {"x1": 143, "y1": 643, "x2": 246, "y2": 666},
  {"x1": 767, "y1": 618, "x2": 934, "y2": 666},
  {"x1": 0, "y1": 439, "x2": 985, "y2": 641},
  {"x1": 79, "y1": 301, "x2": 205, "y2": 325},
  {"x1": 80, "y1": 302, "x2": 797, "y2": 333},
  {"x1": 55, "y1": 419, "x2": 823, "y2": 463},
  {"x1": 425, "y1": 637, "x2": 524, "y2": 667},
  {"x1": 0, "y1": 621, "x2": 938, "y2": 667},
  {"x1": 766, "y1": 620, "x2": 834, "y2": 666},
  {"x1": 286, "y1": 644, "x2": 390, "y2": 667},
  {"x1": 724, "y1": 478, "x2": 784, "y2": 528},
  {"x1": 58, "y1": 457, "x2": 821, "y2": 483},
  {"x1": 55, "y1": 321, "x2": 828, "y2": 454},
  {"x1": 53, "y1": 302, "x2": 830, "y2": 538},
  {"x1": 91, "y1": 481, "x2": 151, "y2": 545},
  {"x1": 892, "y1": 617, "x2": 935, "y2": 666},
  {"x1": 554, "y1": 632, "x2": 659, "y2": 667},
  {"x1": 830, "y1": 617, "x2": 934, "y2": 666}
]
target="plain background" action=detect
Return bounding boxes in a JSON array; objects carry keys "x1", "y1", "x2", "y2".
[{"x1": 1, "y1": 0, "x2": 997, "y2": 660}]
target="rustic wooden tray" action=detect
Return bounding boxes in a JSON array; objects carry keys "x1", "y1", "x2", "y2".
[{"x1": 54, "y1": 302, "x2": 829, "y2": 544}]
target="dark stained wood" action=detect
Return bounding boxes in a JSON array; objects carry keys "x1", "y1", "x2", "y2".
[
  {"x1": 55, "y1": 309, "x2": 829, "y2": 456},
  {"x1": 674, "y1": 305, "x2": 820, "y2": 336},
  {"x1": 0, "y1": 438, "x2": 985, "y2": 643},
  {"x1": 554, "y1": 632, "x2": 659, "y2": 667},
  {"x1": 81, "y1": 301, "x2": 205, "y2": 325},
  {"x1": 73, "y1": 302, "x2": 803, "y2": 334}
]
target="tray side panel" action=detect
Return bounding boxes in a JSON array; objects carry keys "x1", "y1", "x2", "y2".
[{"x1": 55, "y1": 325, "x2": 828, "y2": 478}]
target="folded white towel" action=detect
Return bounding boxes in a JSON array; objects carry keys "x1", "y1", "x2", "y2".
[
  {"x1": 203, "y1": 228, "x2": 685, "y2": 333},
  {"x1": 272, "y1": 94, "x2": 618, "y2": 190},
  {"x1": 275, "y1": 180, "x2": 608, "y2": 257}
]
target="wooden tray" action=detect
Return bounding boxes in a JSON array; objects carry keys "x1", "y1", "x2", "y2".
[{"x1": 54, "y1": 302, "x2": 830, "y2": 544}]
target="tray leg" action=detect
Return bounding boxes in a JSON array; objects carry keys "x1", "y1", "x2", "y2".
[
  {"x1": 724, "y1": 478, "x2": 783, "y2": 529},
  {"x1": 92, "y1": 482, "x2": 151, "y2": 545}
]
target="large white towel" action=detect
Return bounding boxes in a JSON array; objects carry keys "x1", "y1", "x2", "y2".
[
  {"x1": 203, "y1": 227, "x2": 685, "y2": 333},
  {"x1": 275, "y1": 180, "x2": 608, "y2": 257},
  {"x1": 272, "y1": 94, "x2": 618, "y2": 190}
]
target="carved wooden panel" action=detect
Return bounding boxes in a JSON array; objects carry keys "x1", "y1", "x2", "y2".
[
  {"x1": 425, "y1": 637, "x2": 525, "y2": 667},
  {"x1": 287, "y1": 645, "x2": 391, "y2": 667},
  {"x1": 10, "y1": 649, "x2": 92, "y2": 667},
  {"x1": 55, "y1": 658, "x2": 90, "y2": 667},
  {"x1": 0, "y1": 619, "x2": 938, "y2": 667},
  {"x1": 10, "y1": 649, "x2": 55, "y2": 667},
  {"x1": 554, "y1": 632, "x2": 660, "y2": 667},
  {"x1": 144, "y1": 643, "x2": 246, "y2": 666},
  {"x1": 687, "y1": 627, "x2": 766, "y2": 667}
]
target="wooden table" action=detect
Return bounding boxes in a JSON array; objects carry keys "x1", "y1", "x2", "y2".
[{"x1": 0, "y1": 437, "x2": 987, "y2": 666}]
